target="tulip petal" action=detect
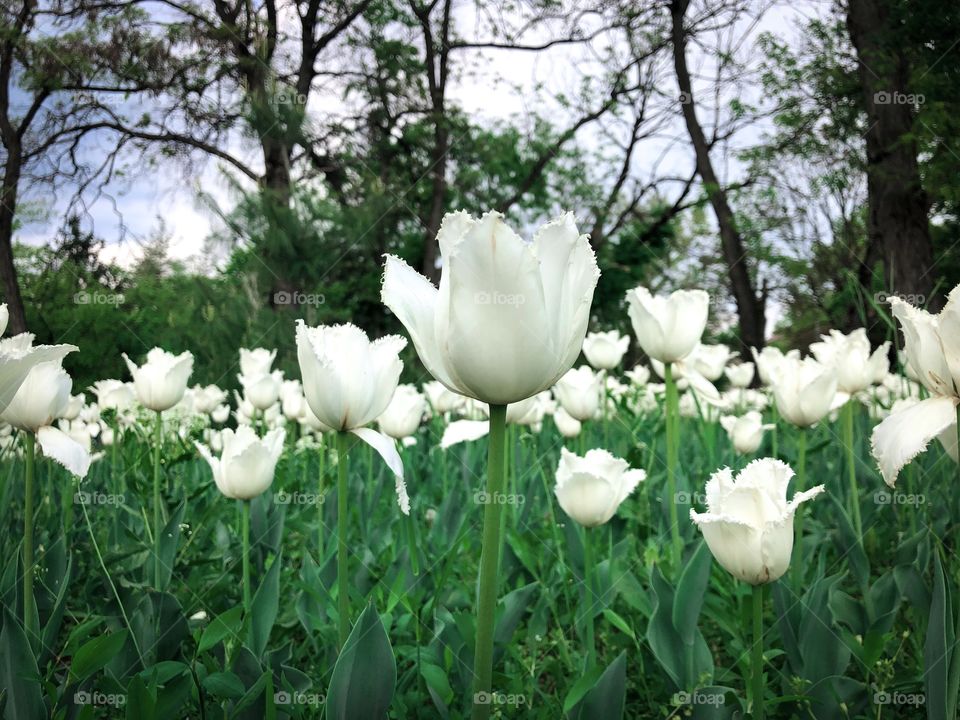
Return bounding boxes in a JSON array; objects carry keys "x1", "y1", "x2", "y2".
[
  {"x1": 351, "y1": 427, "x2": 409, "y2": 514},
  {"x1": 37, "y1": 426, "x2": 92, "y2": 478},
  {"x1": 938, "y1": 286, "x2": 960, "y2": 394},
  {"x1": 0, "y1": 344, "x2": 76, "y2": 414},
  {"x1": 439, "y1": 419, "x2": 489, "y2": 448},
  {"x1": 871, "y1": 395, "x2": 958, "y2": 487}
]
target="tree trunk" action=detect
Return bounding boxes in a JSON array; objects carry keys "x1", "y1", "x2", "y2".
[
  {"x1": 669, "y1": 0, "x2": 765, "y2": 355},
  {"x1": 846, "y1": 0, "x2": 937, "y2": 309},
  {"x1": 0, "y1": 148, "x2": 27, "y2": 334}
]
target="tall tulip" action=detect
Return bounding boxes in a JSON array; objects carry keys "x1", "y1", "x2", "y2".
[
  {"x1": 197, "y1": 426, "x2": 285, "y2": 612},
  {"x1": 582, "y1": 330, "x2": 630, "y2": 371},
  {"x1": 720, "y1": 412, "x2": 773, "y2": 455},
  {"x1": 626, "y1": 286, "x2": 709, "y2": 567},
  {"x1": 872, "y1": 288, "x2": 960, "y2": 487},
  {"x1": 382, "y1": 210, "x2": 599, "y2": 719},
  {"x1": 691, "y1": 459, "x2": 824, "y2": 720},
  {"x1": 296, "y1": 320, "x2": 409, "y2": 647}
]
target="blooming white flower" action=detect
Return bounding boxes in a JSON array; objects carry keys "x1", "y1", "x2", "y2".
[
  {"x1": 196, "y1": 426, "x2": 285, "y2": 500},
  {"x1": 725, "y1": 362, "x2": 755, "y2": 388},
  {"x1": 688, "y1": 344, "x2": 733, "y2": 382},
  {"x1": 751, "y1": 346, "x2": 800, "y2": 387},
  {"x1": 123, "y1": 348, "x2": 194, "y2": 412},
  {"x1": 810, "y1": 328, "x2": 889, "y2": 395},
  {"x1": 554, "y1": 448, "x2": 645, "y2": 527},
  {"x1": 90, "y1": 379, "x2": 135, "y2": 412},
  {"x1": 240, "y1": 369, "x2": 283, "y2": 411},
  {"x1": 720, "y1": 412, "x2": 774, "y2": 455},
  {"x1": 582, "y1": 330, "x2": 630, "y2": 371},
  {"x1": 552, "y1": 407, "x2": 582, "y2": 438},
  {"x1": 626, "y1": 287, "x2": 709, "y2": 363},
  {"x1": 871, "y1": 289, "x2": 960, "y2": 486},
  {"x1": 423, "y1": 381, "x2": 465, "y2": 415},
  {"x1": 690, "y1": 459, "x2": 824, "y2": 584},
  {"x1": 378, "y1": 384, "x2": 427, "y2": 440},
  {"x1": 771, "y1": 356, "x2": 838, "y2": 428},
  {"x1": 239, "y1": 347, "x2": 276, "y2": 378},
  {"x1": 625, "y1": 365, "x2": 651, "y2": 386},
  {"x1": 382, "y1": 211, "x2": 600, "y2": 405},
  {"x1": 553, "y1": 366, "x2": 601, "y2": 422}
]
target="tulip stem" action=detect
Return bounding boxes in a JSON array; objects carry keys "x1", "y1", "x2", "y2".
[
  {"x1": 751, "y1": 583, "x2": 765, "y2": 720},
  {"x1": 582, "y1": 526, "x2": 597, "y2": 668},
  {"x1": 792, "y1": 429, "x2": 807, "y2": 587},
  {"x1": 842, "y1": 402, "x2": 863, "y2": 539},
  {"x1": 23, "y1": 432, "x2": 36, "y2": 638},
  {"x1": 336, "y1": 431, "x2": 350, "y2": 650},
  {"x1": 471, "y1": 404, "x2": 507, "y2": 720},
  {"x1": 153, "y1": 410, "x2": 163, "y2": 588},
  {"x1": 664, "y1": 363, "x2": 682, "y2": 569},
  {"x1": 318, "y1": 435, "x2": 326, "y2": 561},
  {"x1": 241, "y1": 499, "x2": 251, "y2": 615}
]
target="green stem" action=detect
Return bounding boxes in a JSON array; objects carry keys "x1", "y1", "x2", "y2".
[
  {"x1": 664, "y1": 363, "x2": 682, "y2": 568},
  {"x1": 318, "y1": 436, "x2": 326, "y2": 560},
  {"x1": 843, "y1": 402, "x2": 863, "y2": 538},
  {"x1": 583, "y1": 526, "x2": 596, "y2": 668},
  {"x1": 792, "y1": 429, "x2": 807, "y2": 587},
  {"x1": 336, "y1": 431, "x2": 350, "y2": 649},
  {"x1": 241, "y1": 500, "x2": 251, "y2": 614},
  {"x1": 751, "y1": 583, "x2": 765, "y2": 720},
  {"x1": 153, "y1": 410, "x2": 163, "y2": 588},
  {"x1": 23, "y1": 432, "x2": 36, "y2": 638},
  {"x1": 471, "y1": 404, "x2": 507, "y2": 720}
]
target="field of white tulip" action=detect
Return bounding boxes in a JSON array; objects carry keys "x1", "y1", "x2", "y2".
[{"x1": 0, "y1": 211, "x2": 958, "y2": 720}]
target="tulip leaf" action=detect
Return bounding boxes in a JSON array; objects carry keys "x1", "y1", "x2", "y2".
[
  {"x1": 673, "y1": 541, "x2": 712, "y2": 646},
  {"x1": 197, "y1": 605, "x2": 243, "y2": 654},
  {"x1": 0, "y1": 607, "x2": 45, "y2": 720},
  {"x1": 202, "y1": 671, "x2": 246, "y2": 699},
  {"x1": 566, "y1": 651, "x2": 626, "y2": 719},
  {"x1": 325, "y1": 603, "x2": 396, "y2": 720},
  {"x1": 125, "y1": 675, "x2": 156, "y2": 720},
  {"x1": 156, "y1": 501, "x2": 186, "y2": 591},
  {"x1": 924, "y1": 551, "x2": 960, "y2": 720},
  {"x1": 69, "y1": 629, "x2": 129, "y2": 683},
  {"x1": 647, "y1": 565, "x2": 712, "y2": 689},
  {"x1": 494, "y1": 582, "x2": 537, "y2": 653},
  {"x1": 247, "y1": 551, "x2": 282, "y2": 659}
]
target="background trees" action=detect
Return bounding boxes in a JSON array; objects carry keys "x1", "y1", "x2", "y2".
[{"x1": 3, "y1": 0, "x2": 958, "y2": 385}]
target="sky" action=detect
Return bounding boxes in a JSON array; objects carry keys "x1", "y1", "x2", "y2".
[{"x1": 14, "y1": 0, "x2": 821, "y2": 295}]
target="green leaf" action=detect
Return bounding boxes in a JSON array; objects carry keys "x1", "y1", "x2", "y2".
[
  {"x1": 567, "y1": 651, "x2": 627, "y2": 719},
  {"x1": 673, "y1": 541, "x2": 712, "y2": 646},
  {"x1": 125, "y1": 675, "x2": 156, "y2": 720},
  {"x1": 325, "y1": 603, "x2": 396, "y2": 720},
  {"x1": 197, "y1": 606, "x2": 243, "y2": 654},
  {"x1": 0, "y1": 607, "x2": 45, "y2": 720},
  {"x1": 925, "y1": 551, "x2": 959, "y2": 720},
  {"x1": 69, "y1": 630, "x2": 129, "y2": 684},
  {"x1": 601, "y1": 609, "x2": 636, "y2": 643},
  {"x1": 203, "y1": 671, "x2": 246, "y2": 699},
  {"x1": 247, "y1": 552, "x2": 282, "y2": 658},
  {"x1": 156, "y1": 501, "x2": 186, "y2": 592}
]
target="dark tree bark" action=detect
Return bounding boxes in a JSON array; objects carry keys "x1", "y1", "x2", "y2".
[
  {"x1": 669, "y1": 0, "x2": 766, "y2": 355},
  {"x1": 845, "y1": 0, "x2": 937, "y2": 308}
]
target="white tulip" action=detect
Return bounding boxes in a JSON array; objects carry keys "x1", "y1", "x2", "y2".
[
  {"x1": 871, "y1": 288, "x2": 960, "y2": 486},
  {"x1": 90, "y1": 379, "x2": 135, "y2": 412},
  {"x1": 0, "y1": 333, "x2": 77, "y2": 415},
  {"x1": 382, "y1": 211, "x2": 600, "y2": 405},
  {"x1": 193, "y1": 385, "x2": 228, "y2": 415},
  {"x1": 61, "y1": 393, "x2": 85, "y2": 422},
  {"x1": 239, "y1": 347, "x2": 276, "y2": 378},
  {"x1": 123, "y1": 348, "x2": 194, "y2": 412},
  {"x1": 4, "y1": 360, "x2": 72, "y2": 432},
  {"x1": 378, "y1": 384, "x2": 427, "y2": 439},
  {"x1": 582, "y1": 330, "x2": 630, "y2": 371},
  {"x1": 690, "y1": 459, "x2": 825, "y2": 584},
  {"x1": 423, "y1": 381, "x2": 465, "y2": 415},
  {"x1": 554, "y1": 448, "x2": 645, "y2": 527},
  {"x1": 552, "y1": 407, "x2": 582, "y2": 438},
  {"x1": 688, "y1": 343, "x2": 732, "y2": 381},
  {"x1": 626, "y1": 286, "x2": 709, "y2": 363},
  {"x1": 725, "y1": 362, "x2": 754, "y2": 388},
  {"x1": 507, "y1": 390, "x2": 554, "y2": 427},
  {"x1": 771, "y1": 356, "x2": 837, "y2": 428},
  {"x1": 553, "y1": 366, "x2": 601, "y2": 422},
  {"x1": 296, "y1": 320, "x2": 409, "y2": 511},
  {"x1": 810, "y1": 329, "x2": 889, "y2": 394},
  {"x1": 720, "y1": 412, "x2": 773, "y2": 455},
  {"x1": 625, "y1": 365, "x2": 651, "y2": 386},
  {"x1": 0, "y1": 304, "x2": 7, "y2": 336},
  {"x1": 196, "y1": 425, "x2": 285, "y2": 500},
  {"x1": 751, "y1": 346, "x2": 800, "y2": 387},
  {"x1": 280, "y1": 380, "x2": 306, "y2": 421},
  {"x1": 240, "y1": 370, "x2": 283, "y2": 411},
  {"x1": 211, "y1": 404, "x2": 230, "y2": 424}
]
